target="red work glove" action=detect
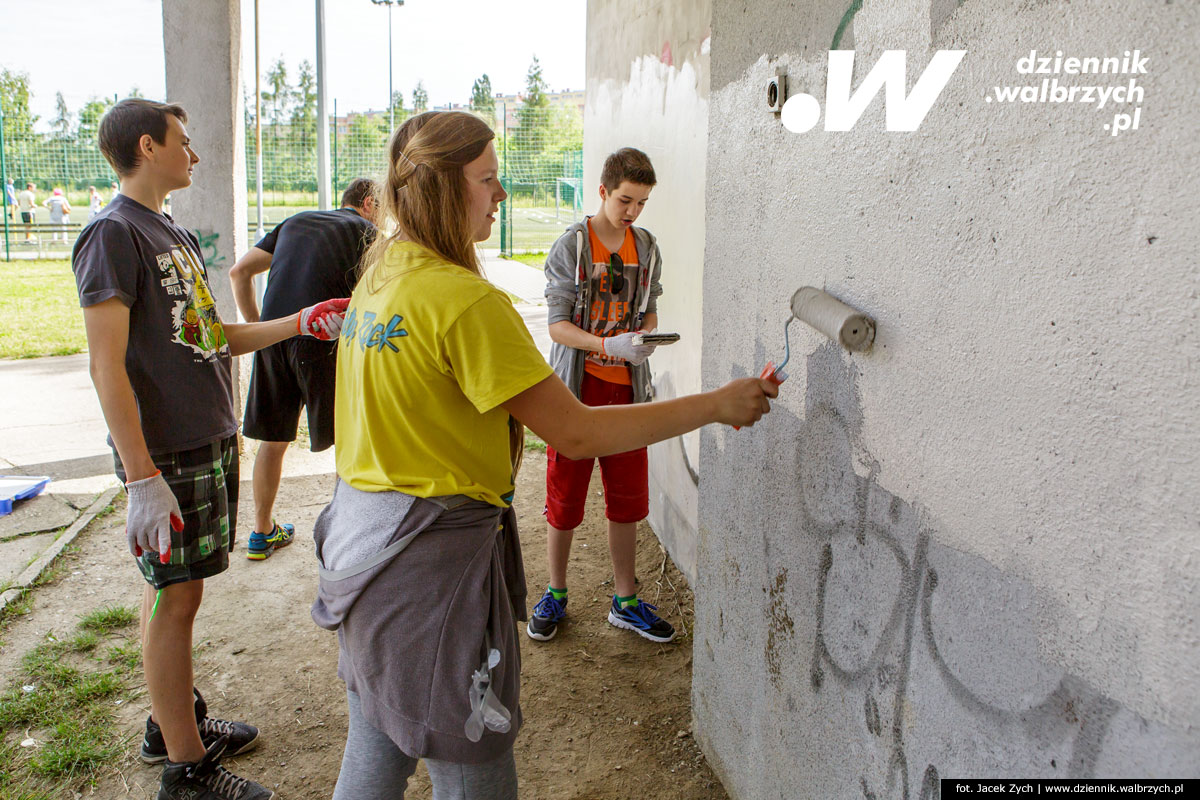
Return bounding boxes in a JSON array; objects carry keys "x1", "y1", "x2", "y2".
[{"x1": 298, "y1": 298, "x2": 351, "y2": 340}]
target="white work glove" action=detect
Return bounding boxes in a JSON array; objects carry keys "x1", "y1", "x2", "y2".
[
  {"x1": 600, "y1": 331, "x2": 656, "y2": 366},
  {"x1": 124, "y1": 471, "x2": 183, "y2": 563},
  {"x1": 298, "y1": 298, "x2": 351, "y2": 340}
]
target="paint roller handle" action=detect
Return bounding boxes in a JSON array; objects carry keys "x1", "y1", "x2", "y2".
[
  {"x1": 732, "y1": 362, "x2": 786, "y2": 430},
  {"x1": 720, "y1": 367, "x2": 787, "y2": 431}
]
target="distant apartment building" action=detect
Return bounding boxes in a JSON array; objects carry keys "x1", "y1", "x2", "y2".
[
  {"x1": 332, "y1": 110, "x2": 386, "y2": 137},
  {"x1": 493, "y1": 88, "x2": 586, "y2": 128}
]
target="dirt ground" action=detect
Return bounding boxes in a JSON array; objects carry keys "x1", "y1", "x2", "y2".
[{"x1": 0, "y1": 445, "x2": 728, "y2": 800}]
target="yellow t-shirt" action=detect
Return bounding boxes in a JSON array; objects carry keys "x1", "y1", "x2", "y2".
[{"x1": 334, "y1": 241, "x2": 554, "y2": 506}]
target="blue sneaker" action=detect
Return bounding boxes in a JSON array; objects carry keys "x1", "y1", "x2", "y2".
[
  {"x1": 526, "y1": 589, "x2": 567, "y2": 641},
  {"x1": 246, "y1": 522, "x2": 294, "y2": 561},
  {"x1": 608, "y1": 596, "x2": 676, "y2": 643}
]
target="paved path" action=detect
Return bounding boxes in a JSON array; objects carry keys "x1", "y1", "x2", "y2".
[
  {"x1": 481, "y1": 250, "x2": 551, "y2": 357},
  {"x1": 0, "y1": 354, "x2": 119, "y2": 561},
  {"x1": 481, "y1": 250, "x2": 547, "y2": 305}
]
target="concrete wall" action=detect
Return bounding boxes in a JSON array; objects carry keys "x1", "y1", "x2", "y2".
[
  {"x1": 585, "y1": 0, "x2": 712, "y2": 581},
  {"x1": 162, "y1": 0, "x2": 247, "y2": 326},
  {"x1": 162, "y1": 0, "x2": 247, "y2": 406},
  {"x1": 690, "y1": 0, "x2": 1200, "y2": 796}
]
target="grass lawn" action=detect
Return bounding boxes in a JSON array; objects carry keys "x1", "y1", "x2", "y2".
[
  {"x1": 503, "y1": 252, "x2": 547, "y2": 269},
  {"x1": 0, "y1": 604, "x2": 141, "y2": 797},
  {"x1": 0, "y1": 260, "x2": 87, "y2": 360},
  {"x1": 0, "y1": 250, "x2": 543, "y2": 361}
]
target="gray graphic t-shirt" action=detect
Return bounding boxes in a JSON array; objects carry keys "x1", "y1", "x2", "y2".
[{"x1": 72, "y1": 195, "x2": 237, "y2": 454}]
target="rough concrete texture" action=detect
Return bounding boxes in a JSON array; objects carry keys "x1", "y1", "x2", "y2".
[
  {"x1": 0, "y1": 531, "x2": 57, "y2": 586},
  {"x1": 586, "y1": 0, "x2": 712, "y2": 582},
  {"x1": 0, "y1": 494, "x2": 79, "y2": 539},
  {"x1": 162, "y1": 0, "x2": 248, "y2": 364},
  {"x1": 690, "y1": 0, "x2": 1200, "y2": 795}
]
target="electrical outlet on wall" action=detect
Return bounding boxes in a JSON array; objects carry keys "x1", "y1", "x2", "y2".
[{"x1": 766, "y1": 67, "x2": 788, "y2": 113}]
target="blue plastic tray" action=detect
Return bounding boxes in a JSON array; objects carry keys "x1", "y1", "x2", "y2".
[{"x1": 0, "y1": 475, "x2": 52, "y2": 516}]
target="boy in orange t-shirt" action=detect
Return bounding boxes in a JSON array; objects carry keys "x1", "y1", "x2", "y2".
[{"x1": 534, "y1": 148, "x2": 675, "y2": 643}]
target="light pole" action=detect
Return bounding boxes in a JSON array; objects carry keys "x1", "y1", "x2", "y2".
[
  {"x1": 254, "y1": 0, "x2": 263, "y2": 241},
  {"x1": 369, "y1": 0, "x2": 404, "y2": 130},
  {"x1": 1, "y1": 103, "x2": 10, "y2": 262},
  {"x1": 316, "y1": 0, "x2": 330, "y2": 209}
]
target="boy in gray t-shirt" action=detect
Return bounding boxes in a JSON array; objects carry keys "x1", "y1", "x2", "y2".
[{"x1": 72, "y1": 98, "x2": 349, "y2": 800}]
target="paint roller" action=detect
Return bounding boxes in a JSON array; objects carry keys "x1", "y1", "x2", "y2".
[
  {"x1": 789, "y1": 287, "x2": 875, "y2": 352},
  {"x1": 734, "y1": 287, "x2": 875, "y2": 429}
]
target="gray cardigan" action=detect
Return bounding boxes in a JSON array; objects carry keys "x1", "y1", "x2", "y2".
[{"x1": 543, "y1": 219, "x2": 664, "y2": 403}]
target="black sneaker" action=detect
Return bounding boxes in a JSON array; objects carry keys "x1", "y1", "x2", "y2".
[
  {"x1": 607, "y1": 595, "x2": 676, "y2": 643},
  {"x1": 157, "y1": 735, "x2": 275, "y2": 800},
  {"x1": 526, "y1": 589, "x2": 568, "y2": 641},
  {"x1": 141, "y1": 688, "x2": 260, "y2": 764}
]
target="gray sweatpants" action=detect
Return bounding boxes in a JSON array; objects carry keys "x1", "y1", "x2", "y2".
[{"x1": 332, "y1": 690, "x2": 519, "y2": 800}]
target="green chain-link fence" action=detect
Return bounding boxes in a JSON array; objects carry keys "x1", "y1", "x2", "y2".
[
  {"x1": 1, "y1": 101, "x2": 582, "y2": 259},
  {"x1": 495, "y1": 103, "x2": 584, "y2": 255}
]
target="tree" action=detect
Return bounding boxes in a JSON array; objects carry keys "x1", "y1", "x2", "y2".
[
  {"x1": 51, "y1": 92, "x2": 72, "y2": 140},
  {"x1": 511, "y1": 56, "x2": 553, "y2": 179},
  {"x1": 77, "y1": 97, "x2": 114, "y2": 143},
  {"x1": 411, "y1": 81, "x2": 428, "y2": 113},
  {"x1": 127, "y1": 86, "x2": 145, "y2": 98},
  {"x1": 522, "y1": 56, "x2": 549, "y2": 109},
  {"x1": 0, "y1": 68, "x2": 38, "y2": 141},
  {"x1": 262, "y1": 58, "x2": 292, "y2": 127},
  {"x1": 291, "y1": 59, "x2": 317, "y2": 145},
  {"x1": 243, "y1": 88, "x2": 257, "y2": 131},
  {"x1": 388, "y1": 91, "x2": 408, "y2": 128},
  {"x1": 346, "y1": 113, "x2": 388, "y2": 151},
  {"x1": 470, "y1": 74, "x2": 494, "y2": 127}
]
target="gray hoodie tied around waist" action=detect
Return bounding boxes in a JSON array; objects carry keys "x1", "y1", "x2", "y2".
[{"x1": 311, "y1": 479, "x2": 528, "y2": 763}]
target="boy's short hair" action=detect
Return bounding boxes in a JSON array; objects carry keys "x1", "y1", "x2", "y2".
[
  {"x1": 99, "y1": 98, "x2": 188, "y2": 176},
  {"x1": 341, "y1": 177, "x2": 377, "y2": 209},
  {"x1": 600, "y1": 148, "x2": 656, "y2": 191}
]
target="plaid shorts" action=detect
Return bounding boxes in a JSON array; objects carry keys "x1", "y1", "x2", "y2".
[{"x1": 114, "y1": 435, "x2": 239, "y2": 589}]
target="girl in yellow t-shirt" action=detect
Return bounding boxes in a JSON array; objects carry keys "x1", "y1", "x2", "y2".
[{"x1": 319, "y1": 111, "x2": 778, "y2": 800}]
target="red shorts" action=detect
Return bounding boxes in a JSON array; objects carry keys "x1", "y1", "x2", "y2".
[{"x1": 544, "y1": 372, "x2": 648, "y2": 530}]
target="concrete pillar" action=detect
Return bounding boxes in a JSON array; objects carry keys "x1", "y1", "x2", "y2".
[{"x1": 161, "y1": 0, "x2": 247, "y2": 323}]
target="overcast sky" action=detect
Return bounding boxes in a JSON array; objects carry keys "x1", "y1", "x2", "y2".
[{"x1": 2, "y1": 0, "x2": 586, "y2": 130}]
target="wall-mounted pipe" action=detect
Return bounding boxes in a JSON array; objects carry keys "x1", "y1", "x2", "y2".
[{"x1": 791, "y1": 287, "x2": 875, "y2": 352}]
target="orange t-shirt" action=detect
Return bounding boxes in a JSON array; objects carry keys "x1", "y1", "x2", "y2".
[{"x1": 584, "y1": 220, "x2": 640, "y2": 385}]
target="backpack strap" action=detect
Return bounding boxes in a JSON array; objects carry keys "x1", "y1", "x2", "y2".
[
  {"x1": 632, "y1": 226, "x2": 656, "y2": 315},
  {"x1": 575, "y1": 228, "x2": 585, "y2": 287}
]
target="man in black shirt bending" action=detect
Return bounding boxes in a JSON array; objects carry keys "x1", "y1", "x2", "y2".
[{"x1": 229, "y1": 179, "x2": 377, "y2": 560}]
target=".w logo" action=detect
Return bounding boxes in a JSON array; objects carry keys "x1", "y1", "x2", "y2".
[{"x1": 782, "y1": 50, "x2": 966, "y2": 133}]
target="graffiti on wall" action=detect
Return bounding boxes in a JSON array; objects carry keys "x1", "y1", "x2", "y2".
[
  {"x1": 193, "y1": 229, "x2": 227, "y2": 269},
  {"x1": 790, "y1": 344, "x2": 1121, "y2": 799},
  {"x1": 832, "y1": 0, "x2": 969, "y2": 49}
]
